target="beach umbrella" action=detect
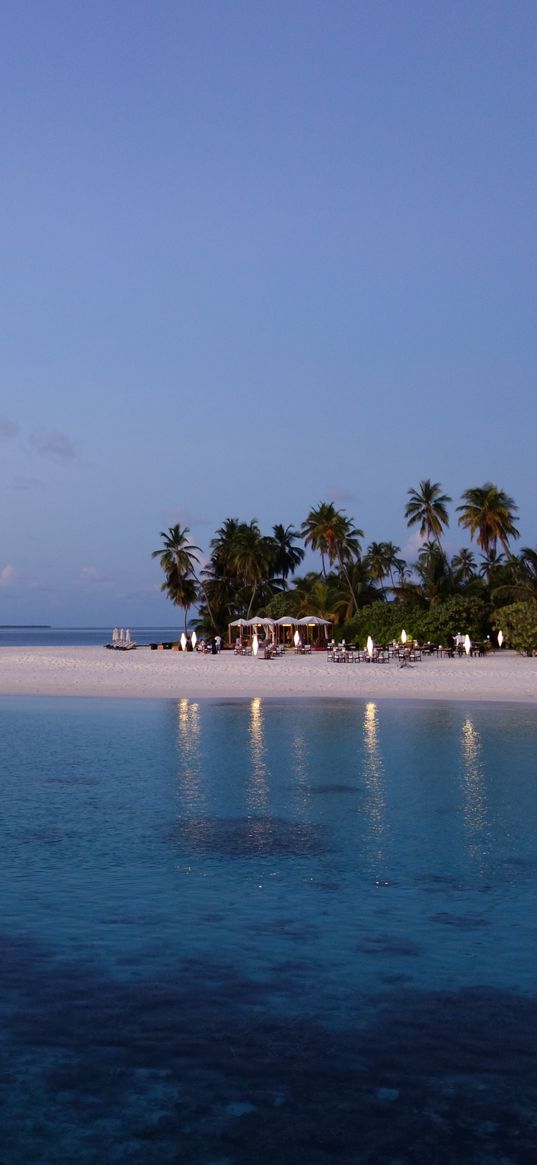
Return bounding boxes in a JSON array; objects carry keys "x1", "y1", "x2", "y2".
[
  {"x1": 497, "y1": 630, "x2": 504, "y2": 647},
  {"x1": 464, "y1": 634, "x2": 471, "y2": 655},
  {"x1": 180, "y1": 632, "x2": 187, "y2": 651},
  {"x1": 191, "y1": 631, "x2": 197, "y2": 650},
  {"x1": 252, "y1": 633, "x2": 259, "y2": 656},
  {"x1": 366, "y1": 635, "x2": 374, "y2": 658},
  {"x1": 293, "y1": 630, "x2": 300, "y2": 647},
  {"x1": 401, "y1": 629, "x2": 407, "y2": 644}
]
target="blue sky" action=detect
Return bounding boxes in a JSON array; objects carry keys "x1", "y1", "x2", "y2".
[{"x1": 1, "y1": 0, "x2": 536, "y2": 625}]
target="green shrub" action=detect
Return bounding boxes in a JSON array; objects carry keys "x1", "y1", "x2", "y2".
[{"x1": 493, "y1": 602, "x2": 537, "y2": 655}]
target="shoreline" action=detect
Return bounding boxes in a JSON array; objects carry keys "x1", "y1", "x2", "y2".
[{"x1": 0, "y1": 646, "x2": 535, "y2": 704}]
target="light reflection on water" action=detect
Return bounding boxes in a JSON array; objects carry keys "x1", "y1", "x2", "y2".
[
  {"x1": 176, "y1": 696, "x2": 205, "y2": 827},
  {"x1": 1, "y1": 694, "x2": 537, "y2": 1001},
  {"x1": 460, "y1": 713, "x2": 490, "y2": 872},
  {"x1": 248, "y1": 696, "x2": 269, "y2": 812}
]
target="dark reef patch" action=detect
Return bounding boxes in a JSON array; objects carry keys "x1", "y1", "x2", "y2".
[{"x1": 2, "y1": 932, "x2": 537, "y2": 1164}]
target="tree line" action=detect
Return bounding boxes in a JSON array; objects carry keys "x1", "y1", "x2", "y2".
[{"x1": 152, "y1": 480, "x2": 537, "y2": 652}]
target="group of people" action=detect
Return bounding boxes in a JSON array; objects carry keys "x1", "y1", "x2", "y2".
[{"x1": 194, "y1": 635, "x2": 222, "y2": 654}]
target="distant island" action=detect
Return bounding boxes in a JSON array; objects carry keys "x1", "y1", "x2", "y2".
[{"x1": 0, "y1": 625, "x2": 51, "y2": 629}]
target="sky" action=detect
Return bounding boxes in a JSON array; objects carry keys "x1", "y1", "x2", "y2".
[{"x1": 1, "y1": 0, "x2": 536, "y2": 625}]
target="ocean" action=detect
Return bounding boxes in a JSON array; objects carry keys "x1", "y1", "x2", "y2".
[
  {"x1": 0, "y1": 626, "x2": 181, "y2": 648},
  {"x1": 1, "y1": 695, "x2": 536, "y2": 1163}
]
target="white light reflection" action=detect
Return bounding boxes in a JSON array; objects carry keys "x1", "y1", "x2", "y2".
[
  {"x1": 176, "y1": 698, "x2": 204, "y2": 812},
  {"x1": 290, "y1": 726, "x2": 309, "y2": 818},
  {"x1": 362, "y1": 702, "x2": 387, "y2": 867},
  {"x1": 460, "y1": 715, "x2": 489, "y2": 870},
  {"x1": 248, "y1": 697, "x2": 269, "y2": 811}
]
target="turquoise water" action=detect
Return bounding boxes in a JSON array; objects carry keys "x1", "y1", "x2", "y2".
[{"x1": 1, "y1": 696, "x2": 537, "y2": 1163}]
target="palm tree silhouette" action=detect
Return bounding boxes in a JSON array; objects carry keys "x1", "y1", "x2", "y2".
[
  {"x1": 405, "y1": 480, "x2": 451, "y2": 545},
  {"x1": 457, "y1": 483, "x2": 519, "y2": 558}
]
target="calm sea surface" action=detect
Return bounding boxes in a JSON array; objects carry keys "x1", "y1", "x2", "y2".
[
  {"x1": 0, "y1": 626, "x2": 180, "y2": 647},
  {"x1": 1, "y1": 696, "x2": 537, "y2": 1163}
]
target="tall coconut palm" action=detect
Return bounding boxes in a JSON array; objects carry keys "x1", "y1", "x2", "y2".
[
  {"x1": 270, "y1": 524, "x2": 305, "y2": 581},
  {"x1": 405, "y1": 480, "x2": 451, "y2": 545},
  {"x1": 301, "y1": 502, "x2": 340, "y2": 576},
  {"x1": 229, "y1": 520, "x2": 277, "y2": 618},
  {"x1": 151, "y1": 525, "x2": 201, "y2": 632},
  {"x1": 209, "y1": 518, "x2": 242, "y2": 576},
  {"x1": 160, "y1": 569, "x2": 198, "y2": 633},
  {"x1": 366, "y1": 542, "x2": 389, "y2": 594},
  {"x1": 456, "y1": 483, "x2": 519, "y2": 558},
  {"x1": 152, "y1": 524, "x2": 201, "y2": 578}
]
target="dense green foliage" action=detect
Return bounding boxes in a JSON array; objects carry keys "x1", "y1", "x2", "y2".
[
  {"x1": 492, "y1": 603, "x2": 537, "y2": 655},
  {"x1": 151, "y1": 481, "x2": 534, "y2": 651}
]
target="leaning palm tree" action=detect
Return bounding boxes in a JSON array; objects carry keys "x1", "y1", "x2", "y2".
[
  {"x1": 405, "y1": 480, "x2": 451, "y2": 545},
  {"x1": 457, "y1": 483, "x2": 519, "y2": 559}
]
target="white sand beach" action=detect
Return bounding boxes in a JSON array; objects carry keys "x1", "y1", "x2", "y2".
[{"x1": 0, "y1": 646, "x2": 534, "y2": 703}]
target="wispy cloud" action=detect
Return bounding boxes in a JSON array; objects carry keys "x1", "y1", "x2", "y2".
[
  {"x1": 79, "y1": 566, "x2": 111, "y2": 584},
  {"x1": 0, "y1": 417, "x2": 19, "y2": 438},
  {"x1": 10, "y1": 476, "x2": 45, "y2": 492},
  {"x1": 31, "y1": 429, "x2": 76, "y2": 461},
  {"x1": 0, "y1": 564, "x2": 15, "y2": 587}
]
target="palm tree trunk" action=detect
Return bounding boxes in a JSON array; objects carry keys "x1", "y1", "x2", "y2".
[
  {"x1": 246, "y1": 584, "x2": 257, "y2": 620},
  {"x1": 339, "y1": 556, "x2": 359, "y2": 615},
  {"x1": 196, "y1": 575, "x2": 217, "y2": 631}
]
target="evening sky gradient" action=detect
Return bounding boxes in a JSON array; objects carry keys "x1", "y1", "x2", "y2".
[{"x1": 1, "y1": 1, "x2": 536, "y2": 625}]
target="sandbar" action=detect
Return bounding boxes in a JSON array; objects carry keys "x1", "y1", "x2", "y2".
[{"x1": 0, "y1": 646, "x2": 534, "y2": 703}]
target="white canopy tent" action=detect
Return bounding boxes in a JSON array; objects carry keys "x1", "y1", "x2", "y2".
[{"x1": 228, "y1": 613, "x2": 332, "y2": 646}]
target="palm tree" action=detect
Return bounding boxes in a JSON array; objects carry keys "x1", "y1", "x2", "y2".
[
  {"x1": 228, "y1": 520, "x2": 277, "y2": 618},
  {"x1": 405, "y1": 480, "x2": 451, "y2": 545},
  {"x1": 366, "y1": 542, "x2": 389, "y2": 594},
  {"x1": 490, "y1": 547, "x2": 537, "y2": 607},
  {"x1": 292, "y1": 573, "x2": 341, "y2": 624},
  {"x1": 160, "y1": 570, "x2": 198, "y2": 633},
  {"x1": 457, "y1": 483, "x2": 519, "y2": 558},
  {"x1": 152, "y1": 524, "x2": 201, "y2": 577},
  {"x1": 413, "y1": 541, "x2": 455, "y2": 605},
  {"x1": 301, "y1": 502, "x2": 341, "y2": 576},
  {"x1": 366, "y1": 541, "x2": 405, "y2": 595},
  {"x1": 451, "y1": 548, "x2": 477, "y2": 584},
  {"x1": 270, "y1": 524, "x2": 305, "y2": 581},
  {"x1": 151, "y1": 525, "x2": 201, "y2": 632}
]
